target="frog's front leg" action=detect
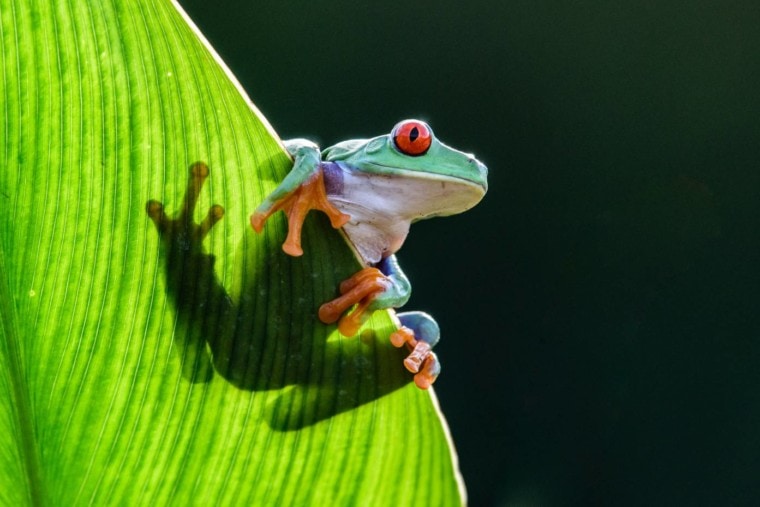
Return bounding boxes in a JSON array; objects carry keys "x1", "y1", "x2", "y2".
[{"x1": 251, "y1": 139, "x2": 350, "y2": 256}]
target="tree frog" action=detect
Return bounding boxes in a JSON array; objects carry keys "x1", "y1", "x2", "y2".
[{"x1": 252, "y1": 120, "x2": 488, "y2": 389}]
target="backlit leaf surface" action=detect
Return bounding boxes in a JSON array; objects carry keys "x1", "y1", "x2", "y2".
[{"x1": 0, "y1": 0, "x2": 463, "y2": 504}]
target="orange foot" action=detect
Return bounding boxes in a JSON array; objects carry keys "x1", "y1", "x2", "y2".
[
  {"x1": 250, "y1": 169, "x2": 350, "y2": 256},
  {"x1": 318, "y1": 267, "x2": 391, "y2": 336},
  {"x1": 390, "y1": 327, "x2": 440, "y2": 390}
]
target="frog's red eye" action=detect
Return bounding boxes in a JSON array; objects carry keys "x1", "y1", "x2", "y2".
[{"x1": 392, "y1": 120, "x2": 432, "y2": 156}]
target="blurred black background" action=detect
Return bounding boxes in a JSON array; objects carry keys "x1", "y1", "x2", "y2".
[{"x1": 178, "y1": 1, "x2": 760, "y2": 505}]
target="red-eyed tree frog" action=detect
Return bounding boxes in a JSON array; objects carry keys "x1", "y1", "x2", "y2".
[{"x1": 252, "y1": 120, "x2": 488, "y2": 389}]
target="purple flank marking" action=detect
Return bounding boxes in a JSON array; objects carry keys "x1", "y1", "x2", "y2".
[{"x1": 321, "y1": 161, "x2": 344, "y2": 197}]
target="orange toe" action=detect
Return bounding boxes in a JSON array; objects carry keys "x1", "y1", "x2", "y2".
[
  {"x1": 414, "y1": 371, "x2": 434, "y2": 390},
  {"x1": 413, "y1": 353, "x2": 440, "y2": 390},
  {"x1": 403, "y1": 341, "x2": 432, "y2": 373},
  {"x1": 390, "y1": 327, "x2": 415, "y2": 348},
  {"x1": 250, "y1": 210, "x2": 268, "y2": 233},
  {"x1": 336, "y1": 298, "x2": 374, "y2": 336}
]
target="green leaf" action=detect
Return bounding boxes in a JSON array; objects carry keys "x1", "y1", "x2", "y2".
[{"x1": 0, "y1": 0, "x2": 464, "y2": 504}]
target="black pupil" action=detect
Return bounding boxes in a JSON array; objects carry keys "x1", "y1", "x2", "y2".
[{"x1": 408, "y1": 126, "x2": 419, "y2": 143}]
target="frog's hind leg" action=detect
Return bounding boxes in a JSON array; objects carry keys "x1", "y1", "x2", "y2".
[
  {"x1": 146, "y1": 162, "x2": 224, "y2": 238},
  {"x1": 390, "y1": 311, "x2": 442, "y2": 390}
]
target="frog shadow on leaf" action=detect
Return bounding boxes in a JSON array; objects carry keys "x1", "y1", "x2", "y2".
[{"x1": 146, "y1": 162, "x2": 408, "y2": 431}]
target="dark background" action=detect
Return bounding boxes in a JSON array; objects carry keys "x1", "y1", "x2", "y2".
[{"x1": 178, "y1": 1, "x2": 760, "y2": 505}]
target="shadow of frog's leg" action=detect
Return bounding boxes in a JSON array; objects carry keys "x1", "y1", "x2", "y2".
[
  {"x1": 251, "y1": 140, "x2": 349, "y2": 256},
  {"x1": 144, "y1": 162, "x2": 226, "y2": 384},
  {"x1": 390, "y1": 311, "x2": 441, "y2": 390},
  {"x1": 146, "y1": 162, "x2": 224, "y2": 238}
]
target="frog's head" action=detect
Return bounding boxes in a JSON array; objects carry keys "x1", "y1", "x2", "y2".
[{"x1": 323, "y1": 120, "x2": 488, "y2": 218}]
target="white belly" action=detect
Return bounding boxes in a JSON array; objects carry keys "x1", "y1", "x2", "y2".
[{"x1": 323, "y1": 162, "x2": 483, "y2": 264}]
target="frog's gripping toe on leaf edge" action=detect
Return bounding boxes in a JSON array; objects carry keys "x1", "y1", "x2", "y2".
[{"x1": 390, "y1": 326, "x2": 441, "y2": 390}]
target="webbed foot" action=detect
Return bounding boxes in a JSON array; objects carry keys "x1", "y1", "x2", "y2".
[
  {"x1": 389, "y1": 312, "x2": 441, "y2": 390},
  {"x1": 318, "y1": 267, "x2": 391, "y2": 336},
  {"x1": 251, "y1": 168, "x2": 349, "y2": 256},
  {"x1": 146, "y1": 161, "x2": 225, "y2": 239}
]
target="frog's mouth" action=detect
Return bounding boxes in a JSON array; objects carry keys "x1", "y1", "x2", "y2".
[
  {"x1": 369, "y1": 160, "x2": 489, "y2": 196},
  {"x1": 407, "y1": 172, "x2": 487, "y2": 219}
]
